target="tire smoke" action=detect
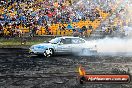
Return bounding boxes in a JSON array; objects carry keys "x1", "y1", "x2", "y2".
[
  {"x1": 86, "y1": 27, "x2": 132, "y2": 56},
  {"x1": 95, "y1": 37, "x2": 132, "y2": 52}
]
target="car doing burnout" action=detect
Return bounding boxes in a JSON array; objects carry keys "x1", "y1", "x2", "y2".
[{"x1": 29, "y1": 36, "x2": 97, "y2": 57}]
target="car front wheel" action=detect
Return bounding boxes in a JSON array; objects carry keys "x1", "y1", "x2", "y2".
[{"x1": 43, "y1": 48, "x2": 53, "y2": 57}]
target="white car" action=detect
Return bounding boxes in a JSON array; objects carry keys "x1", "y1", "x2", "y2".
[{"x1": 29, "y1": 36, "x2": 97, "y2": 57}]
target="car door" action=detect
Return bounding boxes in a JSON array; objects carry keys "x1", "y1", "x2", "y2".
[
  {"x1": 71, "y1": 38, "x2": 86, "y2": 53},
  {"x1": 56, "y1": 38, "x2": 72, "y2": 53}
]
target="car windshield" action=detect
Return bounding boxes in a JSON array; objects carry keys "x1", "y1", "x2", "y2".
[{"x1": 49, "y1": 38, "x2": 60, "y2": 44}]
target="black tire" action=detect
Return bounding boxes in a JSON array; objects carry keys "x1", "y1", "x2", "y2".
[{"x1": 43, "y1": 48, "x2": 54, "y2": 57}]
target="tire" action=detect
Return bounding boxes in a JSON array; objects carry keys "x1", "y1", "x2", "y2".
[
  {"x1": 82, "y1": 48, "x2": 97, "y2": 55},
  {"x1": 43, "y1": 48, "x2": 54, "y2": 57},
  {"x1": 82, "y1": 48, "x2": 87, "y2": 53},
  {"x1": 81, "y1": 48, "x2": 89, "y2": 55}
]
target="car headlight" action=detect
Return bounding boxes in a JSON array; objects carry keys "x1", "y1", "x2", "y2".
[{"x1": 30, "y1": 46, "x2": 34, "y2": 49}]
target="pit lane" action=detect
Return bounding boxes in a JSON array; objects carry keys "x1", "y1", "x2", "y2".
[{"x1": 0, "y1": 48, "x2": 132, "y2": 88}]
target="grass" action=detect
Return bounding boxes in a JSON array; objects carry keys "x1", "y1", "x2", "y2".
[
  {"x1": 0, "y1": 37, "x2": 54, "y2": 46},
  {"x1": 0, "y1": 41, "x2": 42, "y2": 46}
]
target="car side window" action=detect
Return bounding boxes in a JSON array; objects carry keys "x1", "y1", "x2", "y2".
[
  {"x1": 72, "y1": 38, "x2": 85, "y2": 44},
  {"x1": 79, "y1": 38, "x2": 85, "y2": 43},
  {"x1": 61, "y1": 38, "x2": 71, "y2": 44}
]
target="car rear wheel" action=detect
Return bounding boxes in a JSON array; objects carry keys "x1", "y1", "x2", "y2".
[
  {"x1": 82, "y1": 48, "x2": 89, "y2": 54},
  {"x1": 43, "y1": 48, "x2": 53, "y2": 57},
  {"x1": 82, "y1": 48, "x2": 97, "y2": 56}
]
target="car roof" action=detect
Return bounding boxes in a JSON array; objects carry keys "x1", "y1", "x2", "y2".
[{"x1": 57, "y1": 36, "x2": 80, "y2": 39}]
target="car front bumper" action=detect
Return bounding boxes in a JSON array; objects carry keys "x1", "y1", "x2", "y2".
[{"x1": 29, "y1": 49, "x2": 44, "y2": 55}]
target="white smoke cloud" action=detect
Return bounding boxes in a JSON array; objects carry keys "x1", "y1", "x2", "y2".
[
  {"x1": 95, "y1": 37, "x2": 132, "y2": 53},
  {"x1": 83, "y1": 37, "x2": 131, "y2": 56},
  {"x1": 86, "y1": 27, "x2": 132, "y2": 56}
]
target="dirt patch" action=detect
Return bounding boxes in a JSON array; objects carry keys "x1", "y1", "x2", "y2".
[{"x1": 0, "y1": 48, "x2": 132, "y2": 88}]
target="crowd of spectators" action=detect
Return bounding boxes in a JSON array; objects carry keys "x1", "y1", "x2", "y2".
[
  {"x1": 0, "y1": 0, "x2": 123, "y2": 37},
  {"x1": 101, "y1": 0, "x2": 132, "y2": 36}
]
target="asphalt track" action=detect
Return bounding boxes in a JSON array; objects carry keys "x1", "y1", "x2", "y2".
[{"x1": 0, "y1": 48, "x2": 132, "y2": 88}]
